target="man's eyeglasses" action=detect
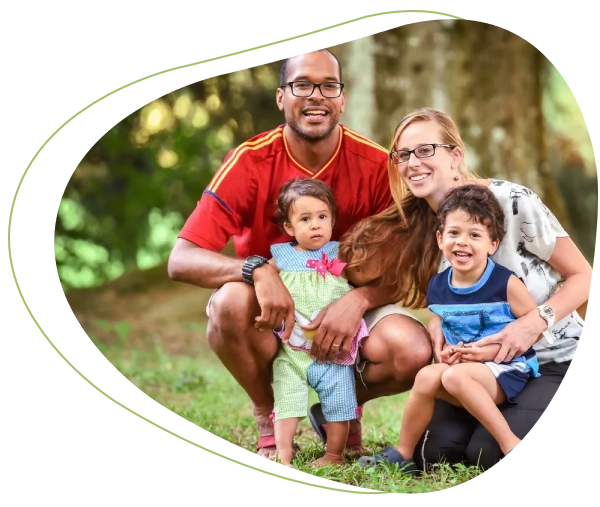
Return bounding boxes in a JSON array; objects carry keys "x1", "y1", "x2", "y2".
[
  {"x1": 281, "y1": 81, "x2": 344, "y2": 98},
  {"x1": 390, "y1": 144, "x2": 455, "y2": 164}
]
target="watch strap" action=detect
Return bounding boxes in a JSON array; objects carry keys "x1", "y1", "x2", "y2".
[
  {"x1": 542, "y1": 330, "x2": 555, "y2": 345},
  {"x1": 242, "y1": 256, "x2": 268, "y2": 285}
]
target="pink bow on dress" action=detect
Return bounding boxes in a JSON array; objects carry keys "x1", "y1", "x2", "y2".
[{"x1": 306, "y1": 252, "x2": 347, "y2": 278}]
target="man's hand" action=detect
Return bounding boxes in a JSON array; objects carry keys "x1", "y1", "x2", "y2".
[
  {"x1": 474, "y1": 310, "x2": 545, "y2": 363},
  {"x1": 303, "y1": 290, "x2": 366, "y2": 363},
  {"x1": 252, "y1": 264, "x2": 295, "y2": 341},
  {"x1": 454, "y1": 343, "x2": 501, "y2": 363},
  {"x1": 428, "y1": 315, "x2": 445, "y2": 364}
]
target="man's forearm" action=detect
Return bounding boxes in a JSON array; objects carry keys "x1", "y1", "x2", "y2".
[{"x1": 168, "y1": 239, "x2": 245, "y2": 289}]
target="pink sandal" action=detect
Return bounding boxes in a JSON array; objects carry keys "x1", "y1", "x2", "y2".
[{"x1": 257, "y1": 411, "x2": 300, "y2": 458}]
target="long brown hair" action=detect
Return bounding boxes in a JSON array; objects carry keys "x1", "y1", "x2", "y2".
[{"x1": 339, "y1": 108, "x2": 475, "y2": 309}]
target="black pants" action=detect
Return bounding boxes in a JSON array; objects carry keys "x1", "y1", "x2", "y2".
[{"x1": 413, "y1": 361, "x2": 570, "y2": 471}]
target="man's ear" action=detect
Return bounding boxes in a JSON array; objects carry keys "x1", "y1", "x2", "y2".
[{"x1": 276, "y1": 88, "x2": 285, "y2": 112}]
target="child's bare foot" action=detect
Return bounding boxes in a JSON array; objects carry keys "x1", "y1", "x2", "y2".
[
  {"x1": 277, "y1": 447, "x2": 296, "y2": 467},
  {"x1": 309, "y1": 452, "x2": 345, "y2": 467}
]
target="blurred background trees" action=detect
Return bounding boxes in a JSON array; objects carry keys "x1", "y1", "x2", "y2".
[{"x1": 56, "y1": 20, "x2": 596, "y2": 292}]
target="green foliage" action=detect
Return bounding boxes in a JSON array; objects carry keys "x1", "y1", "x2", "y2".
[{"x1": 56, "y1": 63, "x2": 282, "y2": 291}]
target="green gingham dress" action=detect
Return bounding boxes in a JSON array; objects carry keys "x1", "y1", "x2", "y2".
[{"x1": 270, "y1": 241, "x2": 368, "y2": 422}]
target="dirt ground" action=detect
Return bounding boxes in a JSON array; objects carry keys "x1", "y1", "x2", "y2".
[{"x1": 66, "y1": 262, "x2": 214, "y2": 356}]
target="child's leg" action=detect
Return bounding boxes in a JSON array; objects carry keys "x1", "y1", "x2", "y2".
[
  {"x1": 307, "y1": 362, "x2": 355, "y2": 466},
  {"x1": 314, "y1": 421, "x2": 349, "y2": 466},
  {"x1": 396, "y1": 363, "x2": 449, "y2": 460},
  {"x1": 441, "y1": 363, "x2": 519, "y2": 455},
  {"x1": 274, "y1": 418, "x2": 300, "y2": 467},
  {"x1": 357, "y1": 363, "x2": 448, "y2": 471},
  {"x1": 272, "y1": 351, "x2": 312, "y2": 466}
]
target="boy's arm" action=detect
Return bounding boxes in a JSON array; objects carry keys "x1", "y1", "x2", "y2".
[
  {"x1": 455, "y1": 343, "x2": 502, "y2": 363},
  {"x1": 505, "y1": 275, "x2": 539, "y2": 318},
  {"x1": 440, "y1": 342, "x2": 464, "y2": 365}
]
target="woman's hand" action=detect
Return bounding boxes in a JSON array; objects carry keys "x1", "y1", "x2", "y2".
[{"x1": 475, "y1": 309, "x2": 545, "y2": 363}]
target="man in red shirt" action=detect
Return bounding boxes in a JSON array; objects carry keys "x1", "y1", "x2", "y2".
[{"x1": 168, "y1": 49, "x2": 432, "y2": 459}]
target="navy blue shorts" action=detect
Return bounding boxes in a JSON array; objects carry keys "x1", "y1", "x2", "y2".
[{"x1": 484, "y1": 361, "x2": 531, "y2": 404}]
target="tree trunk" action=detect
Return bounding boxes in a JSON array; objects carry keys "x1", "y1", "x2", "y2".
[
  {"x1": 337, "y1": 36, "x2": 377, "y2": 140},
  {"x1": 365, "y1": 20, "x2": 570, "y2": 228},
  {"x1": 449, "y1": 23, "x2": 562, "y2": 211},
  {"x1": 371, "y1": 20, "x2": 454, "y2": 147}
]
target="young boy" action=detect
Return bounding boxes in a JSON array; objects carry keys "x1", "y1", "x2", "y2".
[{"x1": 358, "y1": 184, "x2": 541, "y2": 473}]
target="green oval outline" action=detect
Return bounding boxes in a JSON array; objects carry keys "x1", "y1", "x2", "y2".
[{"x1": 6, "y1": 10, "x2": 474, "y2": 496}]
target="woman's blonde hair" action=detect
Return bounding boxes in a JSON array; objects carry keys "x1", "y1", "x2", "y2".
[{"x1": 339, "y1": 107, "x2": 475, "y2": 309}]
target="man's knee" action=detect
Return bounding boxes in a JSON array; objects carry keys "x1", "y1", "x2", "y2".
[
  {"x1": 384, "y1": 317, "x2": 432, "y2": 379},
  {"x1": 210, "y1": 283, "x2": 257, "y2": 322},
  {"x1": 206, "y1": 283, "x2": 258, "y2": 348}
]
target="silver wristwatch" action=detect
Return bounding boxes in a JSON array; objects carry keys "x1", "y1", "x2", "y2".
[
  {"x1": 536, "y1": 305, "x2": 555, "y2": 328},
  {"x1": 536, "y1": 305, "x2": 555, "y2": 345}
]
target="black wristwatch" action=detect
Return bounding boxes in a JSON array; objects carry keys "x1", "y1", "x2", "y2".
[{"x1": 242, "y1": 255, "x2": 269, "y2": 285}]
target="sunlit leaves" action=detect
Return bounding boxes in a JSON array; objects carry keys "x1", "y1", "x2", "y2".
[{"x1": 55, "y1": 59, "x2": 286, "y2": 291}]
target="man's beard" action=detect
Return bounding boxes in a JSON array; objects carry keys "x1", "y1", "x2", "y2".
[{"x1": 285, "y1": 116, "x2": 338, "y2": 143}]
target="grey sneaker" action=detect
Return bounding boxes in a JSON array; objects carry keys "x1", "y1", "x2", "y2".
[{"x1": 357, "y1": 446, "x2": 418, "y2": 475}]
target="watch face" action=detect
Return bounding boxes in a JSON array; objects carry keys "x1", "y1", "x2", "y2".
[
  {"x1": 247, "y1": 255, "x2": 265, "y2": 265},
  {"x1": 539, "y1": 306, "x2": 555, "y2": 321},
  {"x1": 542, "y1": 306, "x2": 554, "y2": 317}
]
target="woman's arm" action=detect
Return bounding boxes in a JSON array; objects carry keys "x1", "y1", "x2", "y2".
[
  {"x1": 477, "y1": 238, "x2": 592, "y2": 362},
  {"x1": 473, "y1": 180, "x2": 591, "y2": 362},
  {"x1": 537, "y1": 236, "x2": 591, "y2": 322},
  {"x1": 512, "y1": 236, "x2": 591, "y2": 341}
]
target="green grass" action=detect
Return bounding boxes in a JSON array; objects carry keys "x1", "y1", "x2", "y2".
[{"x1": 89, "y1": 325, "x2": 482, "y2": 493}]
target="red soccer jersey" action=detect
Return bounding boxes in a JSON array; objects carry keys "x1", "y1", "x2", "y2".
[{"x1": 178, "y1": 124, "x2": 393, "y2": 259}]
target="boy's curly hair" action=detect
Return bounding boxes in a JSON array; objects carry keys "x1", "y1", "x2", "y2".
[{"x1": 436, "y1": 184, "x2": 506, "y2": 242}]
